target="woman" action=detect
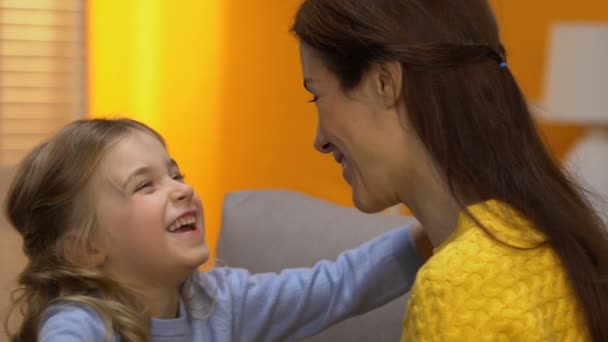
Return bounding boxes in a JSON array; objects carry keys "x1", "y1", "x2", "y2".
[{"x1": 292, "y1": 0, "x2": 608, "y2": 341}]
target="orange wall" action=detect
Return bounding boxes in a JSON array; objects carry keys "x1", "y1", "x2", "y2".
[
  {"x1": 87, "y1": 0, "x2": 226, "y2": 261},
  {"x1": 216, "y1": 0, "x2": 352, "y2": 206},
  {"x1": 88, "y1": 1, "x2": 608, "y2": 258}
]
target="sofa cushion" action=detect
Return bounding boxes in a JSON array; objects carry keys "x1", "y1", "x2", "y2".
[{"x1": 218, "y1": 189, "x2": 417, "y2": 342}]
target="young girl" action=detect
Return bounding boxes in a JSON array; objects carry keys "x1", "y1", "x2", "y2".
[{"x1": 4, "y1": 118, "x2": 424, "y2": 341}]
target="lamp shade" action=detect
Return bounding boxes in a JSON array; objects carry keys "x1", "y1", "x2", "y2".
[{"x1": 541, "y1": 22, "x2": 608, "y2": 124}]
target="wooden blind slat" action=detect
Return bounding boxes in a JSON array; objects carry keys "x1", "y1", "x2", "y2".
[
  {"x1": 1, "y1": 25, "x2": 77, "y2": 41},
  {"x1": 0, "y1": 9, "x2": 80, "y2": 26},
  {"x1": 0, "y1": 72, "x2": 75, "y2": 87},
  {"x1": 1, "y1": 56, "x2": 76, "y2": 72},
  {"x1": 1, "y1": 88, "x2": 74, "y2": 103},
  {"x1": 1, "y1": 103, "x2": 74, "y2": 118},
  {"x1": 0, "y1": 0, "x2": 82, "y2": 11},
  {"x1": 0, "y1": 40, "x2": 82, "y2": 57}
]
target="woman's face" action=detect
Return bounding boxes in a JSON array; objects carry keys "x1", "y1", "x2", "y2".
[{"x1": 299, "y1": 43, "x2": 429, "y2": 212}]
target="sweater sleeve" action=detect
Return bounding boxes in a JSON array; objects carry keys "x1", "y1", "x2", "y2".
[{"x1": 205, "y1": 225, "x2": 422, "y2": 342}]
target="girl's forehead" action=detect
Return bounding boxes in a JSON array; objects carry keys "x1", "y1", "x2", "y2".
[
  {"x1": 107, "y1": 131, "x2": 168, "y2": 161},
  {"x1": 91, "y1": 132, "x2": 170, "y2": 191}
]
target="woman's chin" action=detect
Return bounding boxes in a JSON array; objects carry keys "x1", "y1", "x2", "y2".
[
  {"x1": 352, "y1": 190, "x2": 386, "y2": 213},
  {"x1": 352, "y1": 181, "x2": 399, "y2": 214}
]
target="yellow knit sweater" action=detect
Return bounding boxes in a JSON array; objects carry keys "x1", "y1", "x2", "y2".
[{"x1": 401, "y1": 200, "x2": 590, "y2": 341}]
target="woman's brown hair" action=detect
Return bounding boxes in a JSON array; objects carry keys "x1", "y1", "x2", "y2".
[{"x1": 292, "y1": 0, "x2": 608, "y2": 340}]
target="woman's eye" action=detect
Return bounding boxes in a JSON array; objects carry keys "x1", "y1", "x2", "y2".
[{"x1": 173, "y1": 173, "x2": 185, "y2": 181}]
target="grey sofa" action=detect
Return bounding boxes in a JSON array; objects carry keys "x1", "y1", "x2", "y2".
[{"x1": 217, "y1": 189, "x2": 417, "y2": 342}]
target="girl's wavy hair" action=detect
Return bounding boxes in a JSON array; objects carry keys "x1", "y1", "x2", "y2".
[{"x1": 4, "y1": 118, "x2": 213, "y2": 342}]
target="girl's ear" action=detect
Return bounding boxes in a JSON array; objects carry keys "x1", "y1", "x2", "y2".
[{"x1": 57, "y1": 233, "x2": 107, "y2": 268}]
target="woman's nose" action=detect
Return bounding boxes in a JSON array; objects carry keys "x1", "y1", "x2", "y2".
[{"x1": 314, "y1": 127, "x2": 332, "y2": 154}]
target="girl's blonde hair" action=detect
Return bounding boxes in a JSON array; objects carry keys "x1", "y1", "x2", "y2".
[{"x1": 4, "y1": 118, "x2": 208, "y2": 342}]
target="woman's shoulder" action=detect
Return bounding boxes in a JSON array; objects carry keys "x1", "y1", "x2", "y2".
[
  {"x1": 418, "y1": 199, "x2": 561, "y2": 287},
  {"x1": 39, "y1": 302, "x2": 110, "y2": 341}
]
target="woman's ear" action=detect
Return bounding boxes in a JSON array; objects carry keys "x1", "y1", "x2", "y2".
[
  {"x1": 375, "y1": 61, "x2": 404, "y2": 109},
  {"x1": 57, "y1": 232, "x2": 107, "y2": 268}
]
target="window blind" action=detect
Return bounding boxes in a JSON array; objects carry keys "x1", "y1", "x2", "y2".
[{"x1": 0, "y1": 0, "x2": 86, "y2": 166}]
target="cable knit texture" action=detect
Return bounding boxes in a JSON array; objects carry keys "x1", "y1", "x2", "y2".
[{"x1": 401, "y1": 200, "x2": 590, "y2": 341}]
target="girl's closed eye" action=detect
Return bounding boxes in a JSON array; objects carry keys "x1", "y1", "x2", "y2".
[{"x1": 135, "y1": 180, "x2": 153, "y2": 192}]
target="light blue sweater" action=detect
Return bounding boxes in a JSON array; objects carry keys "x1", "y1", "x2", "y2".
[{"x1": 39, "y1": 226, "x2": 420, "y2": 342}]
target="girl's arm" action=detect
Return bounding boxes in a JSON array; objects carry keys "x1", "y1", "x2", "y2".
[{"x1": 204, "y1": 224, "x2": 423, "y2": 342}]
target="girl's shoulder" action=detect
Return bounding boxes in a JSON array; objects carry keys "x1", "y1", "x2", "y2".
[{"x1": 39, "y1": 303, "x2": 110, "y2": 341}]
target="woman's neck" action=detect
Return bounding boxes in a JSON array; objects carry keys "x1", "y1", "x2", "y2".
[{"x1": 400, "y1": 168, "x2": 463, "y2": 248}]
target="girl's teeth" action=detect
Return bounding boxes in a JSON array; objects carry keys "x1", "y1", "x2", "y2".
[{"x1": 169, "y1": 215, "x2": 196, "y2": 232}]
